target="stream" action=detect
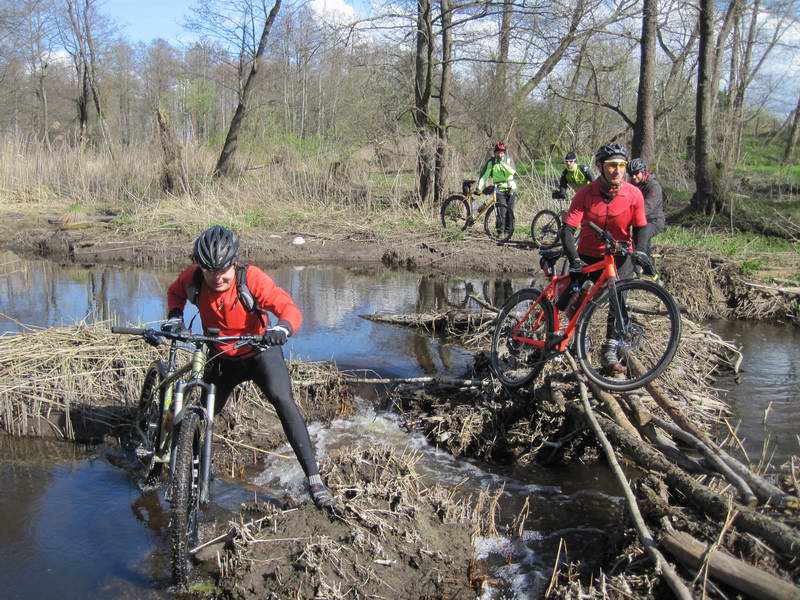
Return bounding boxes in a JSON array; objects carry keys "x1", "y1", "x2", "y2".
[{"x1": 0, "y1": 253, "x2": 797, "y2": 598}]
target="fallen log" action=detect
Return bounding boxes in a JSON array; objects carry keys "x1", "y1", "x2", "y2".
[
  {"x1": 361, "y1": 310, "x2": 494, "y2": 333},
  {"x1": 585, "y1": 379, "x2": 641, "y2": 440},
  {"x1": 566, "y1": 353, "x2": 694, "y2": 600},
  {"x1": 628, "y1": 354, "x2": 799, "y2": 509},
  {"x1": 661, "y1": 529, "x2": 800, "y2": 600},
  {"x1": 594, "y1": 410, "x2": 800, "y2": 558}
]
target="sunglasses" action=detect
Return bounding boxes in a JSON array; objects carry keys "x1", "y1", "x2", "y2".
[{"x1": 604, "y1": 161, "x2": 628, "y2": 169}]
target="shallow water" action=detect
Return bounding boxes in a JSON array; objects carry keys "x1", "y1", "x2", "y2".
[{"x1": 0, "y1": 253, "x2": 797, "y2": 598}]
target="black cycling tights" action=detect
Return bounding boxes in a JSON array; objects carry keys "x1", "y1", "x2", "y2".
[{"x1": 203, "y1": 346, "x2": 319, "y2": 478}]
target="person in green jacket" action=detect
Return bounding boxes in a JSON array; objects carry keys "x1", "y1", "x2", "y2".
[
  {"x1": 555, "y1": 151, "x2": 593, "y2": 199},
  {"x1": 477, "y1": 141, "x2": 517, "y2": 238}
]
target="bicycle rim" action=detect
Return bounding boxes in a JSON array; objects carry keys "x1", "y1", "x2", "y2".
[
  {"x1": 531, "y1": 210, "x2": 561, "y2": 249},
  {"x1": 491, "y1": 289, "x2": 553, "y2": 388},
  {"x1": 440, "y1": 195, "x2": 470, "y2": 231},
  {"x1": 170, "y1": 411, "x2": 203, "y2": 588},
  {"x1": 484, "y1": 205, "x2": 514, "y2": 243},
  {"x1": 576, "y1": 279, "x2": 682, "y2": 392}
]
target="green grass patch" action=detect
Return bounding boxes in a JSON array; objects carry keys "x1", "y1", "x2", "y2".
[{"x1": 658, "y1": 226, "x2": 797, "y2": 257}]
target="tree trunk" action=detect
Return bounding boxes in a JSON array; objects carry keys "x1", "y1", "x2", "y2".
[
  {"x1": 692, "y1": 0, "x2": 718, "y2": 214},
  {"x1": 490, "y1": 0, "x2": 513, "y2": 130},
  {"x1": 413, "y1": 0, "x2": 434, "y2": 207},
  {"x1": 156, "y1": 109, "x2": 188, "y2": 194},
  {"x1": 213, "y1": 0, "x2": 282, "y2": 178},
  {"x1": 434, "y1": 0, "x2": 452, "y2": 205},
  {"x1": 710, "y1": 0, "x2": 742, "y2": 121},
  {"x1": 632, "y1": 0, "x2": 657, "y2": 163},
  {"x1": 783, "y1": 94, "x2": 800, "y2": 164},
  {"x1": 730, "y1": 0, "x2": 761, "y2": 164}
]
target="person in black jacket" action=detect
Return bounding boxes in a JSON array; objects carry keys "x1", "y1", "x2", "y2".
[
  {"x1": 627, "y1": 158, "x2": 665, "y2": 260},
  {"x1": 554, "y1": 151, "x2": 593, "y2": 199}
]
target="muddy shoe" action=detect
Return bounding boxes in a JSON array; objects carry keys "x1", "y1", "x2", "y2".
[
  {"x1": 308, "y1": 475, "x2": 338, "y2": 515},
  {"x1": 601, "y1": 340, "x2": 625, "y2": 375}
]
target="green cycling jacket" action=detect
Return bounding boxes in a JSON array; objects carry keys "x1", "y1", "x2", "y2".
[{"x1": 477, "y1": 157, "x2": 517, "y2": 192}]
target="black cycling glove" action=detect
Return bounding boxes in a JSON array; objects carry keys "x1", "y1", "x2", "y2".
[{"x1": 261, "y1": 320, "x2": 292, "y2": 346}]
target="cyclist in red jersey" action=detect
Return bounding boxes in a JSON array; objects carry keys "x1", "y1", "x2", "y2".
[
  {"x1": 163, "y1": 225, "x2": 335, "y2": 512},
  {"x1": 559, "y1": 143, "x2": 650, "y2": 372}
]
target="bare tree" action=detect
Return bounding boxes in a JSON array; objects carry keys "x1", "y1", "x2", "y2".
[
  {"x1": 434, "y1": 0, "x2": 453, "y2": 204},
  {"x1": 413, "y1": 0, "x2": 434, "y2": 206},
  {"x1": 783, "y1": 92, "x2": 800, "y2": 163},
  {"x1": 188, "y1": 0, "x2": 283, "y2": 177},
  {"x1": 632, "y1": 0, "x2": 657, "y2": 163},
  {"x1": 692, "y1": 0, "x2": 720, "y2": 214}
]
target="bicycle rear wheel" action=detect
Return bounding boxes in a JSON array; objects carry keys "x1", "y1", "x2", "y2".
[
  {"x1": 170, "y1": 411, "x2": 203, "y2": 588},
  {"x1": 440, "y1": 195, "x2": 471, "y2": 231},
  {"x1": 530, "y1": 209, "x2": 561, "y2": 249},
  {"x1": 135, "y1": 362, "x2": 167, "y2": 482},
  {"x1": 484, "y1": 205, "x2": 515, "y2": 244},
  {"x1": 491, "y1": 288, "x2": 554, "y2": 388},
  {"x1": 575, "y1": 279, "x2": 681, "y2": 392}
]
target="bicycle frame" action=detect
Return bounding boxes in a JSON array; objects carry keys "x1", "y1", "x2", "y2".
[
  {"x1": 510, "y1": 249, "x2": 627, "y2": 354},
  {"x1": 465, "y1": 186, "x2": 497, "y2": 223}
]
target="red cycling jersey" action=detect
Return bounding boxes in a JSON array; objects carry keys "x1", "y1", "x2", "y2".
[
  {"x1": 563, "y1": 179, "x2": 647, "y2": 258},
  {"x1": 167, "y1": 264, "x2": 303, "y2": 358}
]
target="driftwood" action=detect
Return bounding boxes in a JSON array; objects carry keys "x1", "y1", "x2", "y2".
[
  {"x1": 629, "y1": 354, "x2": 800, "y2": 509},
  {"x1": 361, "y1": 311, "x2": 494, "y2": 333},
  {"x1": 661, "y1": 530, "x2": 800, "y2": 600},
  {"x1": 585, "y1": 379, "x2": 641, "y2": 440},
  {"x1": 567, "y1": 354, "x2": 694, "y2": 600},
  {"x1": 595, "y1": 411, "x2": 800, "y2": 558}
]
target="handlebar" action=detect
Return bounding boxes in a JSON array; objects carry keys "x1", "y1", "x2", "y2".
[{"x1": 111, "y1": 325, "x2": 266, "y2": 348}]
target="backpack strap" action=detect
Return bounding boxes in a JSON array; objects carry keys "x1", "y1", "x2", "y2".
[
  {"x1": 236, "y1": 264, "x2": 268, "y2": 327},
  {"x1": 186, "y1": 266, "x2": 204, "y2": 306}
]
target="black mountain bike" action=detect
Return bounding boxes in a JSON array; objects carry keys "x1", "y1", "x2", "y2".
[{"x1": 112, "y1": 325, "x2": 270, "y2": 588}]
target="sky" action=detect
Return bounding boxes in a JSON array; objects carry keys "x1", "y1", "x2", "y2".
[{"x1": 104, "y1": 0, "x2": 363, "y2": 43}]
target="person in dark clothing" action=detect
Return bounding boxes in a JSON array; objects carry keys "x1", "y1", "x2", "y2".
[
  {"x1": 627, "y1": 158, "x2": 665, "y2": 260},
  {"x1": 165, "y1": 225, "x2": 336, "y2": 512},
  {"x1": 554, "y1": 151, "x2": 594, "y2": 200}
]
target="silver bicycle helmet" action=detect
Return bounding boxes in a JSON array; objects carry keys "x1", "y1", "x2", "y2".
[{"x1": 193, "y1": 225, "x2": 239, "y2": 271}]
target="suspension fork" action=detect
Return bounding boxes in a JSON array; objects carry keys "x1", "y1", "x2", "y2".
[
  {"x1": 170, "y1": 379, "x2": 216, "y2": 505},
  {"x1": 606, "y1": 276, "x2": 630, "y2": 339}
]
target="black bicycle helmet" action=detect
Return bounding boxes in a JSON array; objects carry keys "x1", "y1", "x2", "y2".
[
  {"x1": 193, "y1": 225, "x2": 239, "y2": 271},
  {"x1": 564, "y1": 151, "x2": 577, "y2": 161},
  {"x1": 594, "y1": 143, "x2": 629, "y2": 164},
  {"x1": 627, "y1": 158, "x2": 647, "y2": 176}
]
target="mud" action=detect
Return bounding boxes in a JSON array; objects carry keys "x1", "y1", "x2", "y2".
[{"x1": 210, "y1": 445, "x2": 484, "y2": 600}]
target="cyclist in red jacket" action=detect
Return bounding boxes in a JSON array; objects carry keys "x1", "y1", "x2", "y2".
[
  {"x1": 165, "y1": 225, "x2": 335, "y2": 512},
  {"x1": 559, "y1": 143, "x2": 650, "y2": 372}
]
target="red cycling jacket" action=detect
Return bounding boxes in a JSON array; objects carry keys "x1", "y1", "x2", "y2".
[
  {"x1": 563, "y1": 179, "x2": 647, "y2": 258},
  {"x1": 167, "y1": 264, "x2": 303, "y2": 358}
]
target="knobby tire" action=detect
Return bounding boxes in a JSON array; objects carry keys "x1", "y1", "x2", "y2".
[
  {"x1": 136, "y1": 362, "x2": 167, "y2": 483},
  {"x1": 490, "y1": 288, "x2": 554, "y2": 388},
  {"x1": 440, "y1": 195, "x2": 471, "y2": 231},
  {"x1": 575, "y1": 278, "x2": 682, "y2": 392},
  {"x1": 484, "y1": 205, "x2": 515, "y2": 244},
  {"x1": 170, "y1": 411, "x2": 203, "y2": 588},
  {"x1": 530, "y1": 209, "x2": 561, "y2": 249}
]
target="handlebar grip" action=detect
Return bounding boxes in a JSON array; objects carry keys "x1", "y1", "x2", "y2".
[{"x1": 111, "y1": 326, "x2": 147, "y2": 335}]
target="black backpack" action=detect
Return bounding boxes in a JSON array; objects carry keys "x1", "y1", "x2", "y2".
[{"x1": 187, "y1": 264, "x2": 267, "y2": 326}]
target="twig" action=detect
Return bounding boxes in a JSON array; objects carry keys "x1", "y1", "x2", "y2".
[{"x1": 565, "y1": 352, "x2": 694, "y2": 600}]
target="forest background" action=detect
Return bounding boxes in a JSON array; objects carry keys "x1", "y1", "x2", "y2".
[{"x1": 1, "y1": 0, "x2": 799, "y2": 275}]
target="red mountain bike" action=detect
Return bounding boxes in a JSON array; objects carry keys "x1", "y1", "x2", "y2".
[{"x1": 490, "y1": 221, "x2": 681, "y2": 392}]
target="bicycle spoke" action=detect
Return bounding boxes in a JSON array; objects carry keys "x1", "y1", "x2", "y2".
[
  {"x1": 576, "y1": 279, "x2": 681, "y2": 392},
  {"x1": 491, "y1": 289, "x2": 553, "y2": 388}
]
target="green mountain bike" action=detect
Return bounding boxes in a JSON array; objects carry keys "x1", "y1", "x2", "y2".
[
  {"x1": 112, "y1": 325, "x2": 270, "y2": 588},
  {"x1": 440, "y1": 181, "x2": 515, "y2": 244}
]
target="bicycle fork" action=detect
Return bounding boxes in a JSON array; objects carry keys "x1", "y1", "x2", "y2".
[{"x1": 170, "y1": 379, "x2": 216, "y2": 505}]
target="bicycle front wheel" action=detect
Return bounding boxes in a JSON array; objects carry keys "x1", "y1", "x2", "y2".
[
  {"x1": 484, "y1": 205, "x2": 515, "y2": 244},
  {"x1": 575, "y1": 278, "x2": 681, "y2": 392},
  {"x1": 170, "y1": 411, "x2": 203, "y2": 588},
  {"x1": 530, "y1": 209, "x2": 561, "y2": 249},
  {"x1": 440, "y1": 195, "x2": 471, "y2": 231},
  {"x1": 491, "y1": 288, "x2": 554, "y2": 388}
]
